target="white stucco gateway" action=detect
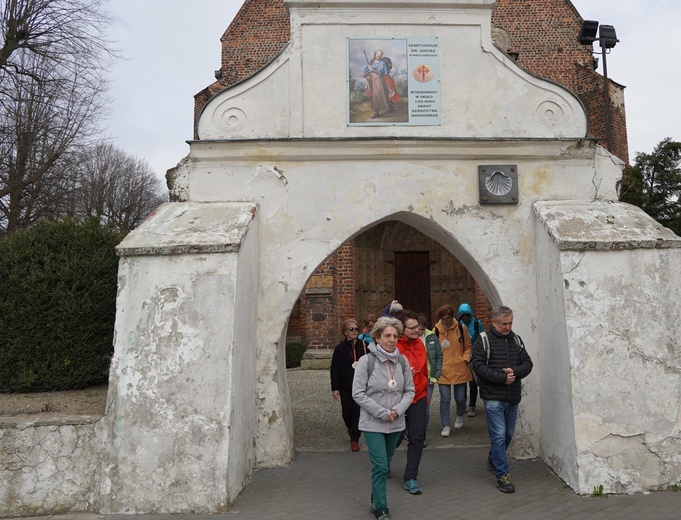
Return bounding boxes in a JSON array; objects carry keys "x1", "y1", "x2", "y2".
[
  {"x1": 105, "y1": 0, "x2": 681, "y2": 508},
  {"x1": 2, "y1": 0, "x2": 680, "y2": 516}
]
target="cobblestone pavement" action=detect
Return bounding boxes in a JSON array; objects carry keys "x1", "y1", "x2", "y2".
[
  {"x1": 6, "y1": 368, "x2": 681, "y2": 519},
  {"x1": 288, "y1": 367, "x2": 489, "y2": 452}
]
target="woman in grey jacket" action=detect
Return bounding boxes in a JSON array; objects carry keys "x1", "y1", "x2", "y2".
[{"x1": 352, "y1": 317, "x2": 415, "y2": 520}]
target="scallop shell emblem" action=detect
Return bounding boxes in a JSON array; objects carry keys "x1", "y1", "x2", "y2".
[
  {"x1": 413, "y1": 64, "x2": 434, "y2": 83},
  {"x1": 485, "y1": 171, "x2": 513, "y2": 196}
]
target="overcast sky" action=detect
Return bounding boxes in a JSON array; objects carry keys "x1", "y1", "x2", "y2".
[{"x1": 107, "y1": 1, "x2": 679, "y2": 179}]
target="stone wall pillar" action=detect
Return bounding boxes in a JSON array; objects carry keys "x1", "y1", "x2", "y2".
[
  {"x1": 534, "y1": 201, "x2": 681, "y2": 494},
  {"x1": 98, "y1": 202, "x2": 259, "y2": 513}
]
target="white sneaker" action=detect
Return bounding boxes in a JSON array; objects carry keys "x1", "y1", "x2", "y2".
[
  {"x1": 454, "y1": 416, "x2": 464, "y2": 429},
  {"x1": 440, "y1": 426, "x2": 451, "y2": 437}
]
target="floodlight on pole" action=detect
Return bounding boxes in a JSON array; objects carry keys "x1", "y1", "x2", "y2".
[{"x1": 578, "y1": 20, "x2": 619, "y2": 152}]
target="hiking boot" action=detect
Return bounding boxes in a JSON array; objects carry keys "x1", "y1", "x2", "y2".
[
  {"x1": 375, "y1": 510, "x2": 391, "y2": 520},
  {"x1": 496, "y1": 473, "x2": 515, "y2": 493},
  {"x1": 454, "y1": 416, "x2": 464, "y2": 429},
  {"x1": 467, "y1": 406, "x2": 477, "y2": 417},
  {"x1": 486, "y1": 458, "x2": 496, "y2": 473},
  {"x1": 351, "y1": 440, "x2": 360, "y2": 452},
  {"x1": 403, "y1": 479, "x2": 422, "y2": 495},
  {"x1": 440, "y1": 426, "x2": 451, "y2": 437}
]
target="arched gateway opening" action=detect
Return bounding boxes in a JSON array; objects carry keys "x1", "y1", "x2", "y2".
[{"x1": 287, "y1": 219, "x2": 494, "y2": 451}]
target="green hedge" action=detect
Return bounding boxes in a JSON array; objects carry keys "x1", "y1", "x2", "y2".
[
  {"x1": 0, "y1": 218, "x2": 125, "y2": 392},
  {"x1": 286, "y1": 341, "x2": 307, "y2": 368}
]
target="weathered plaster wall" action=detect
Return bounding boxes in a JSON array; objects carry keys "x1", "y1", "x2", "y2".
[
  {"x1": 535, "y1": 201, "x2": 681, "y2": 493},
  {"x1": 95, "y1": 203, "x2": 259, "y2": 513},
  {"x1": 534, "y1": 208, "x2": 579, "y2": 487},
  {"x1": 0, "y1": 417, "x2": 100, "y2": 516},
  {"x1": 568, "y1": 247, "x2": 681, "y2": 493}
]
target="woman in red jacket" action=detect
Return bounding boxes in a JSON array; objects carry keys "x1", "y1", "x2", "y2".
[{"x1": 394, "y1": 309, "x2": 429, "y2": 495}]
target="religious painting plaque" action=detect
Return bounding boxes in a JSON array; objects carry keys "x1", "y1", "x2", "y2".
[{"x1": 348, "y1": 36, "x2": 441, "y2": 126}]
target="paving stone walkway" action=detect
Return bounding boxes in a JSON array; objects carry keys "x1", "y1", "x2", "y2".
[{"x1": 7, "y1": 369, "x2": 681, "y2": 519}]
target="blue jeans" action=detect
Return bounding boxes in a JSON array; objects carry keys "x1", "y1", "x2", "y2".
[
  {"x1": 484, "y1": 400, "x2": 518, "y2": 477},
  {"x1": 439, "y1": 383, "x2": 467, "y2": 427},
  {"x1": 426, "y1": 383, "x2": 434, "y2": 429}
]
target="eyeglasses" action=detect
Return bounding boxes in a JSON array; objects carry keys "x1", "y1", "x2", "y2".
[
  {"x1": 346, "y1": 327, "x2": 359, "y2": 332},
  {"x1": 404, "y1": 325, "x2": 420, "y2": 330}
]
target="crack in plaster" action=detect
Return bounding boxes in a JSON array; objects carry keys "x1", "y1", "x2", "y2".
[{"x1": 562, "y1": 253, "x2": 584, "y2": 275}]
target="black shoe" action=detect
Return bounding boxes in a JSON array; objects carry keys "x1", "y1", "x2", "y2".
[
  {"x1": 486, "y1": 458, "x2": 496, "y2": 473},
  {"x1": 375, "y1": 508, "x2": 391, "y2": 520},
  {"x1": 496, "y1": 473, "x2": 515, "y2": 493}
]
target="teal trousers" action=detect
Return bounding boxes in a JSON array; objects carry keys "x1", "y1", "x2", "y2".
[{"x1": 364, "y1": 430, "x2": 402, "y2": 514}]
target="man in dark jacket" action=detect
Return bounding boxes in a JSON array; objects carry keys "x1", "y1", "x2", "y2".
[{"x1": 472, "y1": 306, "x2": 533, "y2": 494}]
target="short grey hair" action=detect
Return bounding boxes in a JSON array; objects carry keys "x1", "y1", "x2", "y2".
[
  {"x1": 491, "y1": 306, "x2": 513, "y2": 321},
  {"x1": 370, "y1": 316, "x2": 403, "y2": 341}
]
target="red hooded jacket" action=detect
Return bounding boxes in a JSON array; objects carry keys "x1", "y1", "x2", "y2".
[{"x1": 397, "y1": 335, "x2": 428, "y2": 403}]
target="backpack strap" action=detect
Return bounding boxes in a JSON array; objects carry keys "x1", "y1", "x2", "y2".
[
  {"x1": 478, "y1": 331, "x2": 523, "y2": 364},
  {"x1": 514, "y1": 334, "x2": 525, "y2": 350},
  {"x1": 367, "y1": 351, "x2": 376, "y2": 376},
  {"x1": 479, "y1": 331, "x2": 491, "y2": 364},
  {"x1": 474, "y1": 319, "x2": 481, "y2": 336},
  {"x1": 367, "y1": 351, "x2": 407, "y2": 378}
]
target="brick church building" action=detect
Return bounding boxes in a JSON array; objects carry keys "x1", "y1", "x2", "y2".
[{"x1": 194, "y1": 0, "x2": 628, "y2": 350}]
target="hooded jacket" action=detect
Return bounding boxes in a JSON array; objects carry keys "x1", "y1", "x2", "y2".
[
  {"x1": 397, "y1": 335, "x2": 428, "y2": 403},
  {"x1": 457, "y1": 303, "x2": 484, "y2": 346},
  {"x1": 435, "y1": 319, "x2": 473, "y2": 385},
  {"x1": 352, "y1": 343, "x2": 415, "y2": 433}
]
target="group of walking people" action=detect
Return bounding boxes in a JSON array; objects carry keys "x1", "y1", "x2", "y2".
[{"x1": 330, "y1": 304, "x2": 533, "y2": 520}]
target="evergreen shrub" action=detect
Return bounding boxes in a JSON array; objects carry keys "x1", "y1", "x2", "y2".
[
  {"x1": 0, "y1": 218, "x2": 125, "y2": 392},
  {"x1": 286, "y1": 341, "x2": 307, "y2": 368}
]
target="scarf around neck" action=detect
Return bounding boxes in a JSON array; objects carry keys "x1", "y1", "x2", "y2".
[{"x1": 376, "y1": 343, "x2": 399, "y2": 359}]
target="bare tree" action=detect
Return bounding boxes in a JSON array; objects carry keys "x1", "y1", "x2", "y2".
[
  {"x1": 0, "y1": 50, "x2": 107, "y2": 233},
  {"x1": 0, "y1": 0, "x2": 115, "y2": 90},
  {"x1": 0, "y1": 0, "x2": 116, "y2": 235},
  {"x1": 71, "y1": 143, "x2": 168, "y2": 232}
]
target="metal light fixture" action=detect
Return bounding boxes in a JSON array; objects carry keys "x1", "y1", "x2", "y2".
[
  {"x1": 577, "y1": 20, "x2": 599, "y2": 45},
  {"x1": 577, "y1": 20, "x2": 619, "y2": 152},
  {"x1": 598, "y1": 25, "x2": 619, "y2": 49}
]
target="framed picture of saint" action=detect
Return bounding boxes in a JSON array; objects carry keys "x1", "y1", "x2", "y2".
[
  {"x1": 348, "y1": 36, "x2": 441, "y2": 126},
  {"x1": 348, "y1": 38, "x2": 408, "y2": 125}
]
